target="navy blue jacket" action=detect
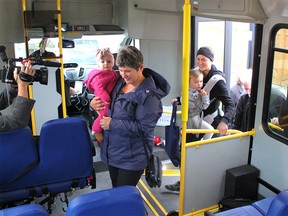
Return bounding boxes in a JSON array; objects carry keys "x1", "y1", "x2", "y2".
[{"x1": 101, "y1": 68, "x2": 170, "y2": 170}]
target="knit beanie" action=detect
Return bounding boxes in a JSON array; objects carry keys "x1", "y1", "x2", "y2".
[{"x1": 196, "y1": 47, "x2": 214, "y2": 62}]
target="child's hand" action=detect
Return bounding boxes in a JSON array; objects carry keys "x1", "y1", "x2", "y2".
[
  {"x1": 271, "y1": 117, "x2": 279, "y2": 125},
  {"x1": 200, "y1": 89, "x2": 207, "y2": 96}
]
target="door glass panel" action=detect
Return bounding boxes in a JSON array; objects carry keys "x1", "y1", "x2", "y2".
[{"x1": 268, "y1": 28, "x2": 288, "y2": 139}]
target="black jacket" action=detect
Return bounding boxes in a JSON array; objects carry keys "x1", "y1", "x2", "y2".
[
  {"x1": 232, "y1": 93, "x2": 250, "y2": 132},
  {"x1": 203, "y1": 65, "x2": 235, "y2": 128}
]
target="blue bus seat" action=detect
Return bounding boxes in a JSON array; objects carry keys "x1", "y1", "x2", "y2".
[
  {"x1": 209, "y1": 189, "x2": 288, "y2": 216},
  {"x1": 0, "y1": 127, "x2": 38, "y2": 185},
  {"x1": 251, "y1": 195, "x2": 276, "y2": 215},
  {"x1": 0, "y1": 117, "x2": 95, "y2": 204},
  {"x1": 0, "y1": 204, "x2": 49, "y2": 216},
  {"x1": 66, "y1": 186, "x2": 146, "y2": 216},
  {"x1": 35, "y1": 117, "x2": 94, "y2": 186},
  {"x1": 266, "y1": 189, "x2": 288, "y2": 216},
  {"x1": 212, "y1": 205, "x2": 263, "y2": 216}
]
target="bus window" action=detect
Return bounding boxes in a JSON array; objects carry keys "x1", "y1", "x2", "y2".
[
  {"x1": 196, "y1": 18, "x2": 254, "y2": 89},
  {"x1": 267, "y1": 26, "x2": 288, "y2": 140},
  {"x1": 14, "y1": 34, "x2": 126, "y2": 80}
]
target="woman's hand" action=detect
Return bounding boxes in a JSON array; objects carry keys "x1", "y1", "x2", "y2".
[
  {"x1": 90, "y1": 96, "x2": 105, "y2": 113},
  {"x1": 171, "y1": 97, "x2": 180, "y2": 105},
  {"x1": 217, "y1": 121, "x2": 228, "y2": 135},
  {"x1": 100, "y1": 116, "x2": 111, "y2": 130}
]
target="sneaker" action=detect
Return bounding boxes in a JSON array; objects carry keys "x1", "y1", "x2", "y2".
[{"x1": 165, "y1": 181, "x2": 180, "y2": 192}]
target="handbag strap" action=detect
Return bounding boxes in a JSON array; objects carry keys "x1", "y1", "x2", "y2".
[
  {"x1": 139, "y1": 128, "x2": 152, "y2": 165},
  {"x1": 142, "y1": 137, "x2": 150, "y2": 164},
  {"x1": 170, "y1": 102, "x2": 178, "y2": 126}
]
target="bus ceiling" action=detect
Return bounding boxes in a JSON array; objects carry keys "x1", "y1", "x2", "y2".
[
  {"x1": 26, "y1": 24, "x2": 125, "y2": 40},
  {"x1": 62, "y1": 25, "x2": 125, "y2": 40},
  {"x1": 134, "y1": 0, "x2": 267, "y2": 24}
]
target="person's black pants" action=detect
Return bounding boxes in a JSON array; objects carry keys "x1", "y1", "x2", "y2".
[{"x1": 108, "y1": 165, "x2": 144, "y2": 188}]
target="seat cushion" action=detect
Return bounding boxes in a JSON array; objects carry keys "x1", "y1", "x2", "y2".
[
  {"x1": 0, "y1": 127, "x2": 38, "y2": 186},
  {"x1": 267, "y1": 189, "x2": 288, "y2": 216},
  {"x1": 215, "y1": 205, "x2": 263, "y2": 216},
  {"x1": 252, "y1": 195, "x2": 275, "y2": 215},
  {"x1": 66, "y1": 186, "x2": 146, "y2": 216},
  {"x1": 0, "y1": 204, "x2": 49, "y2": 216}
]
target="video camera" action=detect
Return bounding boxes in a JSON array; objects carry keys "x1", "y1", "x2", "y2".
[{"x1": 0, "y1": 46, "x2": 61, "y2": 85}]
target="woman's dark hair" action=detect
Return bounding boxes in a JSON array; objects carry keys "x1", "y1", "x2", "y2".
[{"x1": 116, "y1": 46, "x2": 143, "y2": 70}]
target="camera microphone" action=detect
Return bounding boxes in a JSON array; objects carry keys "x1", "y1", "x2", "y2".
[{"x1": 0, "y1": 46, "x2": 8, "y2": 63}]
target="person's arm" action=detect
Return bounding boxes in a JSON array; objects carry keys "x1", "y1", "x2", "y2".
[
  {"x1": 212, "y1": 80, "x2": 235, "y2": 134},
  {"x1": 232, "y1": 95, "x2": 246, "y2": 131},
  {"x1": 214, "y1": 81, "x2": 235, "y2": 123},
  {"x1": 0, "y1": 61, "x2": 35, "y2": 131},
  {"x1": 90, "y1": 96, "x2": 105, "y2": 112},
  {"x1": 0, "y1": 85, "x2": 17, "y2": 110}
]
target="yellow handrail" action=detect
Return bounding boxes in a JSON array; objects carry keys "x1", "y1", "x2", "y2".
[
  {"x1": 185, "y1": 129, "x2": 255, "y2": 147},
  {"x1": 22, "y1": 0, "x2": 37, "y2": 135},
  {"x1": 56, "y1": 0, "x2": 67, "y2": 118},
  {"x1": 179, "y1": 0, "x2": 191, "y2": 215},
  {"x1": 268, "y1": 122, "x2": 284, "y2": 131},
  {"x1": 163, "y1": 109, "x2": 182, "y2": 115},
  {"x1": 22, "y1": 0, "x2": 67, "y2": 135}
]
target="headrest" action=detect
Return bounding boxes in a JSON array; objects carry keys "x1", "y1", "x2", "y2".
[{"x1": 267, "y1": 189, "x2": 288, "y2": 216}]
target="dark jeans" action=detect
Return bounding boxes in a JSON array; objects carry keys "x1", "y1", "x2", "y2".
[{"x1": 108, "y1": 165, "x2": 144, "y2": 188}]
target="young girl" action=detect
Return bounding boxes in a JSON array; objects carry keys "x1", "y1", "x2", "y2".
[
  {"x1": 187, "y1": 68, "x2": 214, "y2": 140},
  {"x1": 83, "y1": 48, "x2": 118, "y2": 145}
]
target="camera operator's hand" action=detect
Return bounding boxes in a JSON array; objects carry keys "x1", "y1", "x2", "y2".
[{"x1": 13, "y1": 61, "x2": 35, "y2": 98}]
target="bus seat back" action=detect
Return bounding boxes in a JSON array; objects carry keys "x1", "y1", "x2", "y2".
[
  {"x1": 66, "y1": 186, "x2": 146, "y2": 216},
  {"x1": 0, "y1": 117, "x2": 95, "y2": 204},
  {"x1": 0, "y1": 127, "x2": 38, "y2": 185},
  {"x1": 267, "y1": 189, "x2": 288, "y2": 216}
]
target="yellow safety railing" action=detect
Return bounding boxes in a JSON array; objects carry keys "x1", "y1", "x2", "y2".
[
  {"x1": 268, "y1": 122, "x2": 284, "y2": 131},
  {"x1": 185, "y1": 129, "x2": 255, "y2": 147},
  {"x1": 179, "y1": 0, "x2": 191, "y2": 215},
  {"x1": 22, "y1": 0, "x2": 66, "y2": 134},
  {"x1": 182, "y1": 129, "x2": 254, "y2": 216}
]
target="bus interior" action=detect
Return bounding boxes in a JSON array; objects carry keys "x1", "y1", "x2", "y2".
[{"x1": 0, "y1": 0, "x2": 288, "y2": 215}]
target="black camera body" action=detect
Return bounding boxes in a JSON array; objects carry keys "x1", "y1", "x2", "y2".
[
  {"x1": 0, "y1": 45, "x2": 61, "y2": 85},
  {"x1": 0, "y1": 58, "x2": 49, "y2": 85}
]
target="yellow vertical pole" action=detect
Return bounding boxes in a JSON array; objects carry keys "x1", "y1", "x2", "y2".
[
  {"x1": 179, "y1": 0, "x2": 191, "y2": 215},
  {"x1": 56, "y1": 0, "x2": 67, "y2": 118},
  {"x1": 22, "y1": 0, "x2": 37, "y2": 135}
]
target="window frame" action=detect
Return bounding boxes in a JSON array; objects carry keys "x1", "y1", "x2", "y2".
[{"x1": 262, "y1": 23, "x2": 288, "y2": 144}]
